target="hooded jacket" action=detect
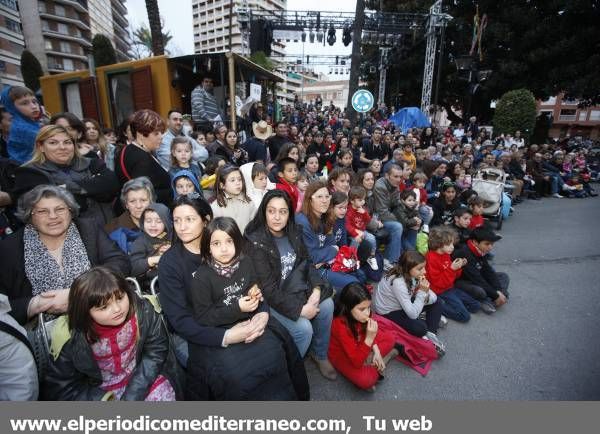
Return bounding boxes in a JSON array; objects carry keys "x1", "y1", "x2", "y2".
[
  {"x1": 170, "y1": 169, "x2": 203, "y2": 199},
  {"x1": 239, "y1": 162, "x2": 275, "y2": 207},
  {"x1": 129, "y1": 203, "x2": 173, "y2": 282},
  {"x1": 453, "y1": 240, "x2": 503, "y2": 300},
  {"x1": 0, "y1": 86, "x2": 40, "y2": 163}
]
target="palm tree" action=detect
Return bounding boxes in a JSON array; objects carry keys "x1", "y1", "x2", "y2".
[
  {"x1": 145, "y1": 0, "x2": 164, "y2": 56},
  {"x1": 132, "y1": 25, "x2": 173, "y2": 58}
]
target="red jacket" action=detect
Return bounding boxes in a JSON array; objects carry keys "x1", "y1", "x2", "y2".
[
  {"x1": 345, "y1": 205, "x2": 372, "y2": 238},
  {"x1": 425, "y1": 250, "x2": 462, "y2": 295},
  {"x1": 468, "y1": 214, "x2": 484, "y2": 229},
  {"x1": 413, "y1": 187, "x2": 429, "y2": 205},
  {"x1": 328, "y1": 316, "x2": 395, "y2": 370},
  {"x1": 276, "y1": 178, "x2": 299, "y2": 210}
]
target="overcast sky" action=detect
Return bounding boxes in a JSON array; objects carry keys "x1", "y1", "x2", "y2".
[{"x1": 126, "y1": 0, "x2": 356, "y2": 76}]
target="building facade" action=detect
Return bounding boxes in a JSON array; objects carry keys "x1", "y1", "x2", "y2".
[
  {"x1": 538, "y1": 94, "x2": 600, "y2": 139},
  {"x1": 0, "y1": 0, "x2": 26, "y2": 88},
  {"x1": 192, "y1": 0, "x2": 285, "y2": 55},
  {"x1": 303, "y1": 79, "x2": 350, "y2": 110},
  {"x1": 18, "y1": 0, "x2": 130, "y2": 75}
]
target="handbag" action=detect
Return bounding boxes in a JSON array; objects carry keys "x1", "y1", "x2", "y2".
[
  {"x1": 25, "y1": 313, "x2": 58, "y2": 381},
  {"x1": 331, "y1": 245, "x2": 359, "y2": 273}
]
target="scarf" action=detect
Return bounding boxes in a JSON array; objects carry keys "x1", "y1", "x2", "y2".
[
  {"x1": 467, "y1": 239, "x2": 483, "y2": 257},
  {"x1": 23, "y1": 223, "x2": 91, "y2": 297},
  {"x1": 208, "y1": 256, "x2": 241, "y2": 278}
]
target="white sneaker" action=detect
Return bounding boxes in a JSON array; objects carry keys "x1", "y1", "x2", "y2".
[
  {"x1": 423, "y1": 331, "x2": 446, "y2": 357},
  {"x1": 383, "y1": 259, "x2": 393, "y2": 271},
  {"x1": 422, "y1": 224, "x2": 429, "y2": 234},
  {"x1": 552, "y1": 193, "x2": 564, "y2": 198},
  {"x1": 366, "y1": 256, "x2": 379, "y2": 270},
  {"x1": 438, "y1": 315, "x2": 448, "y2": 328}
]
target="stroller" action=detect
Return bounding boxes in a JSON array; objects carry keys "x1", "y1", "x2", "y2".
[{"x1": 471, "y1": 168, "x2": 510, "y2": 230}]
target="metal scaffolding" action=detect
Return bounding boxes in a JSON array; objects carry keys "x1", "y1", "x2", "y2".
[{"x1": 420, "y1": 0, "x2": 442, "y2": 113}]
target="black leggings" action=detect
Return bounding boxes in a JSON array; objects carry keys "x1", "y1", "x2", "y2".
[{"x1": 383, "y1": 299, "x2": 444, "y2": 337}]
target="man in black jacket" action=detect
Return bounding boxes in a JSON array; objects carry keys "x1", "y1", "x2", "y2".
[{"x1": 452, "y1": 227, "x2": 509, "y2": 314}]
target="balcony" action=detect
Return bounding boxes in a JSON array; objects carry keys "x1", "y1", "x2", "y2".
[
  {"x1": 54, "y1": 0, "x2": 88, "y2": 14},
  {"x1": 111, "y1": 0, "x2": 128, "y2": 15},
  {"x1": 39, "y1": 12, "x2": 91, "y2": 31},
  {"x1": 558, "y1": 115, "x2": 577, "y2": 122},
  {"x1": 46, "y1": 49, "x2": 87, "y2": 61},
  {"x1": 113, "y1": 12, "x2": 129, "y2": 29},
  {"x1": 42, "y1": 29, "x2": 92, "y2": 48}
]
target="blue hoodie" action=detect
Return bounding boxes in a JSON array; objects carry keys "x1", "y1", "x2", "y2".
[
  {"x1": 170, "y1": 169, "x2": 203, "y2": 199},
  {"x1": 0, "y1": 86, "x2": 40, "y2": 163}
]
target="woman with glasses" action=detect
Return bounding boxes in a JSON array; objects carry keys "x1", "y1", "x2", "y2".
[
  {"x1": 0, "y1": 185, "x2": 129, "y2": 325},
  {"x1": 12, "y1": 124, "x2": 119, "y2": 225}
]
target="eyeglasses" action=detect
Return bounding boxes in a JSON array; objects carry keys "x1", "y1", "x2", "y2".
[{"x1": 32, "y1": 206, "x2": 70, "y2": 218}]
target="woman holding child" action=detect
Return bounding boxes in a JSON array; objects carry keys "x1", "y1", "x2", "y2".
[{"x1": 158, "y1": 195, "x2": 308, "y2": 400}]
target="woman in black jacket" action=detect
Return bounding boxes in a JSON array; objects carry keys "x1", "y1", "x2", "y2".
[
  {"x1": 12, "y1": 125, "x2": 119, "y2": 225},
  {"x1": 0, "y1": 185, "x2": 130, "y2": 325},
  {"x1": 159, "y1": 195, "x2": 309, "y2": 400},
  {"x1": 245, "y1": 190, "x2": 337, "y2": 381}
]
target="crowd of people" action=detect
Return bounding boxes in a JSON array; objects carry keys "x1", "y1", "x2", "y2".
[{"x1": 0, "y1": 83, "x2": 599, "y2": 401}]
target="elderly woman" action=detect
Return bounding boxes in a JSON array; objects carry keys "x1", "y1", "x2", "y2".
[
  {"x1": 115, "y1": 109, "x2": 172, "y2": 205},
  {"x1": 12, "y1": 125, "x2": 119, "y2": 225},
  {"x1": 0, "y1": 185, "x2": 130, "y2": 325},
  {"x1": 104, "y1": 177, "x2": 155, "y2": 252}
]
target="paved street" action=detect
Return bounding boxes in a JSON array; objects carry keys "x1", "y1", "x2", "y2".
[{"x1": 308, "y1": 194, "x2": 600, "y2": 400}]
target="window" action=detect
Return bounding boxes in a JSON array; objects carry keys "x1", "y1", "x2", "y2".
[
  {"x1": 60, "y1": 41, "x2": 72, "y2": 53},
  {"x1": 45, "y1": 39, "x2": 53, "y2": 50},
  {"x1": 578, "y1": 111, "x2": 587, "y2": 121},
  {"x1": 57, "y1": 23, "x2": 68, "y2": 34},
  {"x1": 590, "y1": 110, "x2": 600, "y2": 121},
  {"x1": 54, "y1": 4, "x2": 65, "y2": 17},
  {"x1": 63, "y1": 58, "x2": 74, "y2": 71},
  {"x1": 5, "y1": 18, "x2": 21, "y2": 34},
  {"x1": 0, "y1": 0, "x2": 18, "y2": 11},
  {"x1": 559, "y1": 109, "x2": 576, "y2": 121},
  {"x1": 108, "y1": 72, "x2": 134, "y2": 127},
  {"x1": 61, "y1": 82, "x2": 83, "y2": 118}
]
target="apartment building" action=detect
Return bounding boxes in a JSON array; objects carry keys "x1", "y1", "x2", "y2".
[
  {"x1": 538, "y1": 94, "x2": 600, "y2": 139},
  {"x1": 0, "y1": 0, "x2": 26, "y2": 87},
  {"x1": 192, "y1": 0, "x2": 285, "y2": 55},
  {"x1": 18, "y1": 0, "x2": 130, "y2": 74}
]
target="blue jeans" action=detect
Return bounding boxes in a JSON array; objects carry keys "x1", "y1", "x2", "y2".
[
  {"x1": 318, "y1": 268, "x2": 364, "y2": 294},
  {"x1": 382, "y1": 220, "x2": 404, "y2": 263},
  {"x1": 270, "y1": 298, "x2": 334, "y2": 360},
  {"x1": 350, "y1": 231, "x2": 377, "y2": 253},
  {"x1": 418, "y1": 205, "x2": 433, "y2": 225},
  {"x1": 439, "y1": 288, "x2": 480, "y2": 323},
  {"x1": 402, "y1": 228, "x2": 418, "y2": 251}
]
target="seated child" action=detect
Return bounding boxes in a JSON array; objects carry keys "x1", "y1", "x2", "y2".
[
  {"x1": 0, "y1": 86, "x2": 41, "y2": 163},
  {"x1": 332, "y1": 191, "x2": 350, "y2": 247},
  {"x1": 425, "y1": 226, "x2": 480, "y2": 322},
  {"x1": 411, "y1": 172, "x2": 433, "y2": 233},
  {"x1": 329, "y1": 283, "x2": 398, "y2": 391},
  {"x1": 130, "y1": 203, "x2": 172, "y2": 291},
  {"x1": 430, "y1": 182, "x2": 460, "y2": 227},
  {"x1": 169, "y1": 137, "x2": 202, "y2": 181},
  {"x1": 346, "y1": 186, "x2": 380, "y2": 270},
  {"x1": 200, "y1": 155, "x2": 226, "y2": 202},
  {"x1": 211, "y1": 165, "x2": 257, "y2": 234},
  {"x1": 171, "y1": 169, "x2": 203, "y2": 199},
  {"x1": 188, "y1": 217, "x2": 265, "y2": 327},
  {"x1": 304, "y1": 154, "x2": 322, "y2": 183},
  {"x1": 275, "y1": 157, "x2": 300, "y2": 211},
  {"x1": 43, "y1": 267, "x2": 181, "y2": 400},
  {"x1": 373, "y1": 251, "x2": 445, "y2": 353},
  {"x1": 453, "y1": 227, "x2": 509, "y2": 312},
  {"x1": 395, "y1": 190, "x2": 422, "y2": 251},
  {"x1": 467, "y1": 196, "x2": 485, "y2": 229},
  {"x1": 240, "y1": 161, "x2": 275, "y2": 207},
  {"x1": 336, "y1": 149, "x2": 355, "y2": 173},
  {"x1": 451, "y1": 207, "x2": 472, "y2": 247},
  {"x1": 296, "y1": 171, "x2": 309, "y2": 213}
]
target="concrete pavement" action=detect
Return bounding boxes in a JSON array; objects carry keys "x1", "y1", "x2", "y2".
[{"x1": 308, "y1": 194, "x2": 600, "y2": 400}]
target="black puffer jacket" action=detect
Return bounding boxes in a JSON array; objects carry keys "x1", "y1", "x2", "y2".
[
  {"x1": 42, "y1": 296, "x2": 184, "y2": 401},
  {"x1": 245, "y1": 224, "x2": 330, "y2": 321}
]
